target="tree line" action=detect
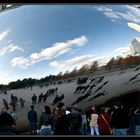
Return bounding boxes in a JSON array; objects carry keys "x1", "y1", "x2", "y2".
[{"x1": 0, "y1": 55, "x2": 140, "y2": 91}]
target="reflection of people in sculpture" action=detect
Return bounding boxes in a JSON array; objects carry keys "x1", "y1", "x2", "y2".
[
  {"x1": 129, "y1": 73, "x2": 140, "y2": 81},
  {"x1": 88, "y1": 91, "x2": 108, "y2": 101},
  {"x1": 94, "y1": 81, "x2": 108, "y2": 93},
  {"x1": 124, "y1": 73, "x2": 140, "y2": 85},
  {"x1": 103, "y1": 81, "x2": 108, "y2": 86},
  {"x1": 96, "y1": 76, "x2": 104, "y2": 84},
  {"x1": 71, "y1": 92, "x2": 91, "y2": 105}
]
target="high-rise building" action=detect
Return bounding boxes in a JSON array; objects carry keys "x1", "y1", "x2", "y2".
[{"x1": 131, "y1": 38, "x2": 140, "y2": 54}]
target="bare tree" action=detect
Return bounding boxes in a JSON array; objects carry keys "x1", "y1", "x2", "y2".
[
  {"x1": 105, "y1": 57, "x2": 115, "y2": 71},
  {"x1": 89, "y1": 61, "x2": 98, "y2": 73}
]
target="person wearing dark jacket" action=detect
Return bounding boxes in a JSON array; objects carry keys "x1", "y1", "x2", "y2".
[
  {"x1": 0, "y1": 108, "x2": 18, "y2": 135},
  {"x1": 128, "y1": 107, "x2": 136, "y2": 135},
  {"x1": 31, "y1": 94, "x2": 37, "y2": 105},
  {"x1": 2, "y1": 99, "x2": 9, "y2": 110},
  {"x1": 135, "y1": 108, "x2": 140, "y2": 135},
  {"x1": 68, "y1": 106, "x2": 82, "y2": 135},
  {"x1": 110, "y1": 102, "x2": 129, "y2": 135},
  {"x1": 28, "y1": 105, "x2": 38, "y2": 135},
  {"x1": 38, "y1": 93, "x2": 43, "y2": 103},
  {"x1": 54, "y1": 109, "x2": 70, "y2": 135}
]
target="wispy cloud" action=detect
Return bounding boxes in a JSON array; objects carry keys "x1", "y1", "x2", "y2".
[
  {"x1": 10, "y1": 35, "x2": 88, "y2": 69},
  {"x1": 96, "y1": 7, "x2": 120, "y2": 20},
  {"x1": 95, "y1": 5, "x2": 140, "y2": 23},
  {"x1": 0, "y1": 28, "x2": 11, "y2": 41},
  {"x1": 0, "y1": 43, "x2": 24, "y2": 55},
  {"x1": 114, "y1": 47, "x2": 131, "y2": 53},
  {"x1": 50, "y1": 55, "x2": 95, "y2": 68},
  {"x1": 114, "y1": 46, "x2": 132, "y2": 57},
  {"x1": 50, "y1": 55, "x2": 111, "y2": 69},
  {"x1": 127, "y1": 22, "x2": 140, "y2": 32}
]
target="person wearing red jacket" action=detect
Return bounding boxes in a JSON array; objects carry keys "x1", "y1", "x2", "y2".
[{"x1": 97, "y1": 107, "x2": 111, "y2": 135}]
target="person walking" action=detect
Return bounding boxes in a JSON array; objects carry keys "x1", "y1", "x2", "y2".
[{"x1": 31, "y1": 94, "x2": 37, "y2": 105}]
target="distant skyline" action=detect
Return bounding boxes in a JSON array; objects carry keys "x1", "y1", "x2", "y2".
[{"x1": 0, "y1": 5, "x2": 140, "y2": 84}]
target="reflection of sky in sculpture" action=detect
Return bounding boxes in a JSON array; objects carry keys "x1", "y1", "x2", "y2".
[{"x1": 0, "y1": 5, "x2": 140, "y2": 84}]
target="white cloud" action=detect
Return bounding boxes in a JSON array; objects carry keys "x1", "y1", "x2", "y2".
[
  {"x1": 114, "y1": 47, "x2": 131, "y2": 53},
  {"x1": 10, "y1": 35, "x2": 88, "y2": 69},
  {"x1": 0, "y1": 28, "x2": 11, "y2": 41},
  {"x1": 95, "y1": 6, "x2": 119, "y2": 19},
  {"x1": 97, "y1": 7, "x2": 113, "y2": 12},
  {"x1": 50, "y1": 55, "x2": 111, "y2": 69},
  {"x1": 0, "y1": 43, "x2": 24, "y2": 55},
  {"x1": 0, "y1": 72, "x2": 19, "y2": 84},
  {"x1": 127, "y1": 22, "x2": 140, "y2": 32},
  {"x1": 50, "y1": 55, "x2": 95, "y2": 68},
  {"x1": 114, "y1": 46, "x2": 132, "y2": 57},
  {"x1": 10, "y1": 56, "x2": 30, "y2": 69},
  {"x1": 103, "y1": 12, "x2": 120, "y2": 19},
  {"x1": 95, "y1": 5, "x2": 140, "y2": 23}
]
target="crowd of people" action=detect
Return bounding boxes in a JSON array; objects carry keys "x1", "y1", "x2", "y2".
[
  {"x1": 2, "y1": 94, "x2": 25, "y2": 112},
  {"x1": 31, "y1": 88, "x2": 58, "y2": 105},
  {"x1": 26, "y1": 101, "x2": 140, "y2": 136},
  {"x1": 1, "y1": 99, "x2": 140, "y2": 136},
  {"x1": 0, "y1": 72, "x2": 140, "y2": 136}
]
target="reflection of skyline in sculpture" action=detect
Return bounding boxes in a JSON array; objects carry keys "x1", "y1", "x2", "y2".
[
  {"x1": 131, "y1": 38, "x2": 140, "y2": 55},
  {"x1": 0, "y1": 4, "x2": 21, "y2": 12}
]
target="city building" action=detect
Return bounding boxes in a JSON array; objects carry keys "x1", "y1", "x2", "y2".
[{"x1": 131, "y1": 38, "x2": 140, "y2": 55}]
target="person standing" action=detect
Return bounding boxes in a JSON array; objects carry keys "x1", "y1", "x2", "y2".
[
  {"x1": 2, "y1": 99, "x2": 9, "y2": 110},
  {"x1": 110, "y1": 102, "x2": 129, "y2": 135},
  {"x1": 31, "y1": 94, "x2": 37, "y2": 105},
  {"x1": 38, "y1": 105, "x2": 53, "y2": 135},
  {"x1": 80, "y1": 109, "x2": 88, "y2": 135},
  {"x1": 0, "y1": 108, "x2": 18, "y2": 134},
  {"x1": 134, "y1": 107, "x2": 140, "y2": 135},
  {"x1": 128, "y1": 107, "x2": 136, "y2": 135},
  {"x1": 54, "y1": 109, "x2": 70, "y2": 135},
  {"x1": 97, "y1": 107, "x2": 111, "y2": 135},
  {"x1": 9, "y1": 100, "x2": 16, "y2": 111},
  {"x1": 38, "y1": 93, "x2": 43, "y2": 103},
  {"x1": 68, "y1": 106, "x2": 82, "y2": 135},
  {"x1": 28, "y1": 105, "x2": 38, "y2": 135},
  {"x1": 89, "y1": 107, "x2": 99, "y2": 135},
  {"x1": 19, "y1": 98, "x2": 25, "y2": 108}
]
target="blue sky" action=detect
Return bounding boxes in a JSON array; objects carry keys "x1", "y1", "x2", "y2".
[{"x1": 0, "y1": 5, "x2": 140, "y2": 84}]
